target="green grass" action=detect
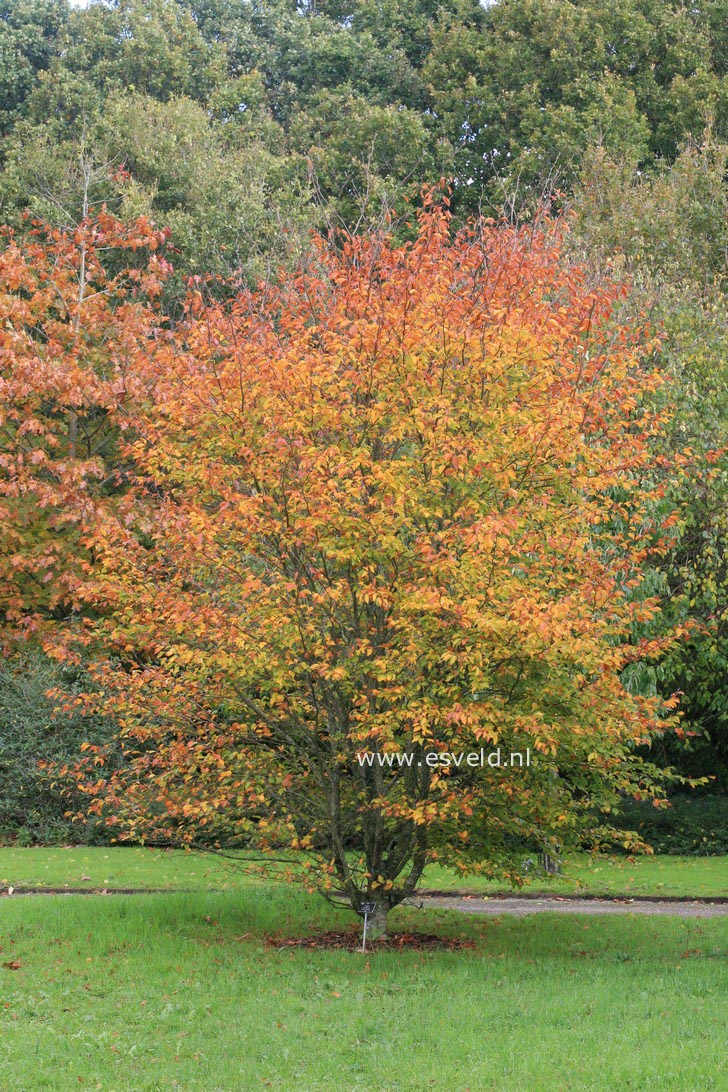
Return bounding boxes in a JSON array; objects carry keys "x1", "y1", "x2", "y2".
[
  {"x1": 0, "y1": 887, "x2": 725, "y2": 1090},
  {"x1": 0, "y1": 846, "x2": 726, "y2": 899},
  {"x1": 423, "y1": 853, "x2": 728, "y2": 899},
  {"x1": 0, "y1": 845, "x2": 253, "y2": 893}
]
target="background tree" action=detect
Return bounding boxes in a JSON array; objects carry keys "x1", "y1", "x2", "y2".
[
  {"x1": 570, "y1": 135, "x2": 728, "y2": 791},
  {"x1": 0, "y1": 211, "x2": 168, "y2": 645},
  {"x1": 426, "y1": 0, "x2": 727, "y2": 209},
  {"x1": 3, "y1": 0, "x2": 726, "y2": 257},
  {"x1": 0, "y1": 0, "x2": 69, "y2": 136}
]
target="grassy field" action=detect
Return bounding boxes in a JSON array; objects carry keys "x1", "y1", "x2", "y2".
[
  {"x1": 0, "y1": 849, "x2": 726, "y2": 1089},
  {"x1": 0, "y1": 845, "x2": 726, "y2": 898},
  {"x1": 0, "y1": 883, "x2": 726, "y2": 1091},
  {"x1": 423, "y1": 854, "x2": 728, "y2": 899}
]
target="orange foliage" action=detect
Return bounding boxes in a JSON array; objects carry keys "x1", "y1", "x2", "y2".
[
  {"x1": 0, "y1": 214, "x2": 169, "y2": 645},
  {"x1": 45, "y1": 200, "x2": 684, "y2": 919}
]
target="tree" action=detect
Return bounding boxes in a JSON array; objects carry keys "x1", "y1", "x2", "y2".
[
  {"x1": 570, "y1": 137, "x2": 728, "y2": 790},
  {"x1": 63, "y1": 0, "x2": 226, "y2": 105},
  {"x1": 0, "y1": 0, "x2": 69, "y2": 137},
  {"x1": 290, "y1": 88, "x2": 447, "y2": 230},
  {"x1": 0, "y1": 89, "x2": 314, "y2": 308},
  {"x1": 0, "y1": 211, "x2": 168, "y2": 646},
  {"x1": 426, "y1": 0, "x2": 727, "y2": 208},
  {"x1": 73, "y1": 201, "x2": 683, "y2": 937}
]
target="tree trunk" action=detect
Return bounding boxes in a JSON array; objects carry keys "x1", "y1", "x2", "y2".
[{"x1": 365, "y1": 901, "x2": 389, "y2": 941}]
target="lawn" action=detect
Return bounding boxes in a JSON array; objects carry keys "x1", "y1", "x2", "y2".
[
  {"x1": 0, "y1": 845, "x2": 726, "y2": 899},
  {"x1": 0, "y1": 883, "x2": 726, "y2": 1091},
  {"x1": 423, "y1": 854, "x2": 728, "y2": 899}
]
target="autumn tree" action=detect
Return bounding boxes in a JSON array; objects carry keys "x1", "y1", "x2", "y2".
[
  {"x1": 0, "y1": 211, "x2": 169, "y2": 646},
  {"x1": 78, "y1": 201, "x2": 685, "y2": 937}
]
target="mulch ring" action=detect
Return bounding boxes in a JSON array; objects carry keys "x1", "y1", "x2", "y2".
[{"x1": 265, "y1": 929, "x2": 475, "y2": 951}]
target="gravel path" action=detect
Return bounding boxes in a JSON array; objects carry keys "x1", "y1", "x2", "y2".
[
  {"x1": 2, "y1": 886, "x2": 726, "y2": 917},
  {"x1": 412, "y1": 895, "x2": 728, "y2": 918}
]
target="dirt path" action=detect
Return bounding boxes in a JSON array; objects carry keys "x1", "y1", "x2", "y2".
[{"x1": 412, "y1": 894, "x2": 728, "y2": 918}]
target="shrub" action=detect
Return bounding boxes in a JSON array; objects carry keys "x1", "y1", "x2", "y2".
[
  {"x1": 0, "y1": 652, "x2": 118, "y2": 844},
  {"x1": 612, "y1": 794, "x2": 728, "y2": 856}
]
